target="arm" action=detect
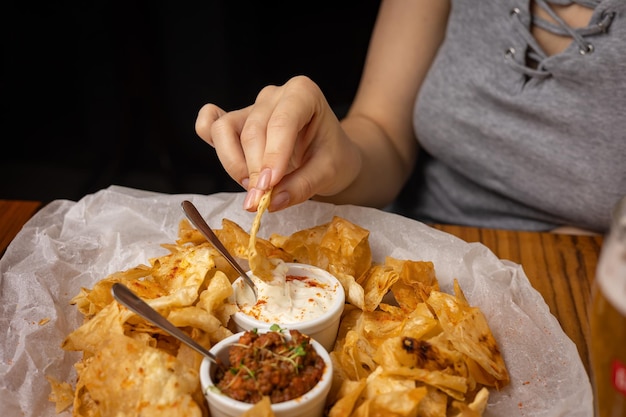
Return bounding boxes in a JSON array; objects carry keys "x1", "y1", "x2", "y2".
[
  {"x1": 195, "y1": 0, "x2": 450, "y2": 212},
  {"x1": 319, "y1": 0, "x2": 451, "y2": 207}
]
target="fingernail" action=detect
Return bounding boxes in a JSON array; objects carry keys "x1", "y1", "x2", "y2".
[
  {"x1": 241, "y1": 178, "x2": 249, "y2": 189},
  {"x1": 256, "y1": 168, "x2": 272, "y2": 190},
  {"x1": 269, "y1": 191, "x2": 290, "y2": 211},
  {"x1": 243, "y1": 188, "x2": 263, "y2": 211}
]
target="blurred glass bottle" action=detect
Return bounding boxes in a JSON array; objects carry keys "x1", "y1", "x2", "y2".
[{"x1": 589, "y1": 196, "x2": 626, "y2": 417}]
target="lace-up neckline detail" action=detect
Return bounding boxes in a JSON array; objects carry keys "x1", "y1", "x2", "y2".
[{"x1": 505, "y1": 0, "x2": 615, "y2": 79}]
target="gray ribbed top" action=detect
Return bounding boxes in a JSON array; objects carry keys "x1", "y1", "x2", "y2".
[{"x1": 405, "y1": 0, "x2": 625, "y2": 232}]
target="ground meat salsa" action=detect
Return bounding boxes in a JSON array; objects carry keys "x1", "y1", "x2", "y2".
[{"x1": 214, "y1": 328, "x2": 326, "y2": 404}]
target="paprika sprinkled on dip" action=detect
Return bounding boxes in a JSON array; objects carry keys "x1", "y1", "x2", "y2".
[{"x1": 231, "y1": 263, "x2": 345, "y2": 351}]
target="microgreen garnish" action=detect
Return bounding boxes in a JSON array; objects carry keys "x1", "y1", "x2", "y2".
[
  {"x1": 269, "y1": 323, "x2": 285, "y2": 332},
  {"x1": 228, "y1": 363, "x2": 255, "y2": 379},
  {"x1": 206, "y1": 385, "x2": 222, "y2": 395},
  {"x1": 289, "y1": 344, "x2": 307, "y2": 360},
  {"x1": 267, "y1": 341, "x2": 308, "y2": 371}
]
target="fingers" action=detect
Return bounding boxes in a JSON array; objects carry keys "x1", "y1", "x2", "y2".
[
  {"x1": 261, "y1": 78, "x2": 319, "y2": 187},
  {"x1": 238, "y1": 85, "x2": 284, "y2": 193},
  {"x1": 196, "y1": 103, "x2": 252, "y2": 187},
  {"x1": 239, "y1": 77, "x2": 323, "y2": 210},
  {"x1": 195, "y1": 103, "x2": 226, "y2": 147},
  {"x1": 195, "y1": 98, "x2": 293, "y2": 204}
]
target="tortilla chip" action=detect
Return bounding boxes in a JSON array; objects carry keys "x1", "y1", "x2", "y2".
[
  {"x1": 328, "y1": 379, "x2": 367, "y2": 417},
  {"x1": 361, "y1": 264, "x2": 399, "y2": 312},
  {"x1": 386, "y1": 258, "x2": 439, "y2": 312},
  {"x1": 79, "y1": 334, "x2": 202, "y2": 417},
  {"x1": 46, "y1": 375, "x2": 74, "y2": 414},
  {"x1": 240, "y1": 395, "x2": 275, "y2": 416},
  {"x1": 426, "y1": 280, "x2": 510, "y2": 389},
  {"x1": 248, "y1": 189, "x2": 277, "y2": 281}
]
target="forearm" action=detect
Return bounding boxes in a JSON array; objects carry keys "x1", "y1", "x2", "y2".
[
  {"x1": 315, "y1": 0, "x2": 450, "y2": 208},
  {"x1": 314, "y1": 115, "x2": 416, "y2": 208}
]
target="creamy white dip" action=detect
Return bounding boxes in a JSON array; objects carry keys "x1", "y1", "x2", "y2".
[{"x1": 234, "y1": 264, "x2": 341, "y2": 324}]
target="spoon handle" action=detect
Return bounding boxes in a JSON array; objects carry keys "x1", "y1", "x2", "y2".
[
  {"x1": 111, "y1": 282, "x2": 217, "y2": 363},
  {"x1": 181, "y1": 200, "x2": 258, "y2": 298}
]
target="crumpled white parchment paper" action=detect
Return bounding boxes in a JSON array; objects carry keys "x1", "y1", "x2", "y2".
[{"x1": 0, "y1": 185, "x2": 592, "y2": 416}]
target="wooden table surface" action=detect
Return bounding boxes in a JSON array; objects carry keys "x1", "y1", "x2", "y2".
[
  {"x1": 0, "y1": 199, "x2": 603, "y2": 377},
  {"x1": 0, "y1": 199, "x2": 42, "y2": 257}
]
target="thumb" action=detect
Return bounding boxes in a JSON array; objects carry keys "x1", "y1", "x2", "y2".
[{"x1": 269, "y1": 144, "x2": 362, "y2": 212}]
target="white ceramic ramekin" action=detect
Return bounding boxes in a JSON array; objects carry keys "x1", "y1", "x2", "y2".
[
  {"x1": 200, "y1": 330, "x2": 333, "y2": 417},
  {"x1": 231, "y1": 263, "x2": 345, "y2": 351}
]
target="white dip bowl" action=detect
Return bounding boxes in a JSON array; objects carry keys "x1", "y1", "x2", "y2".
[
  {"x1": 231, "y1": 262, "x2": 345, "y2": 351},
  {"x1": 200, "y1": 330, "x2": 333, "y2": 417}
]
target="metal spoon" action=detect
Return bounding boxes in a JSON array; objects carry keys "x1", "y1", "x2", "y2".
[
  {"x1": 111, "y1": 282, "x2": 219, "y2": 364},
  {"x1": 181, "y1": 200, "x2": 258, "y2": 299}
]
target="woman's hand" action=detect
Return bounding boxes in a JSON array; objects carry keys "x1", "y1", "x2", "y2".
[{"x1": 195, "y1": 75, "x2": 362, "y2": 212}]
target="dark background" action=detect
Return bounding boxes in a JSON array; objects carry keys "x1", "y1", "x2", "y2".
[{"x1": 2, "y1": 1, "x2": 381, "y2": 204}]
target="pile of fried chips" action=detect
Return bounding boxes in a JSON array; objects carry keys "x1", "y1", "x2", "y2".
[{"x1": 49, "y1": 210, "x2": 509, "y2": 417}]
